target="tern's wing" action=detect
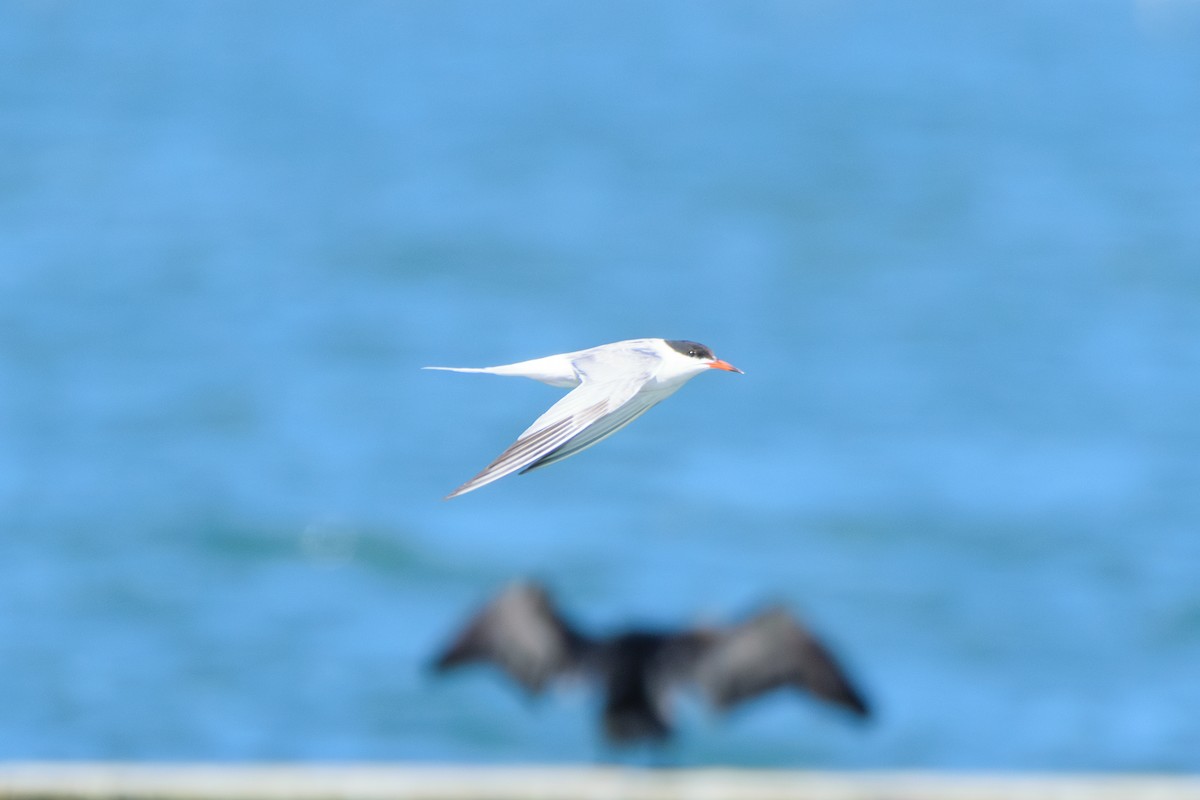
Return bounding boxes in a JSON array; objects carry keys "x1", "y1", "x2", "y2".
[
  {"x1": 444, "y1": 352, "x2": 661, "y2": 499},
  {"x1": 432, "y1": 581, "x2": 588, "y2": 695},
  {"x1": 695, "y1": 608, "x2": 870, "y2": 717},
  {"x1": 517, "y1": 380, "x2": 679, "y2": 474}
]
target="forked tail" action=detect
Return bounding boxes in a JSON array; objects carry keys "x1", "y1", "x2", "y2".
[{"x1": 421, "y1": 366, "x2": 496, "y2": 374}]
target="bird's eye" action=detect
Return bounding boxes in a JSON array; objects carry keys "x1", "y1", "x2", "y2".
[{"x1": 665, "y1": 339, "x2": 712, "y2": 360}]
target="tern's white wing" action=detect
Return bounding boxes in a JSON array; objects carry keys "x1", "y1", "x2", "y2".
[
  {"x1": 444, "y1": 349, "x2": 662, "y2": 499},
  {"x1": 519, "y1": 381, "x2": 680, "y2": 473}
]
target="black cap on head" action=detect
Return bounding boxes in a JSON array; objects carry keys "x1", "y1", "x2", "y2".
[{"x1": 665, "y1": 340, "x2": 714, "y2": 361}]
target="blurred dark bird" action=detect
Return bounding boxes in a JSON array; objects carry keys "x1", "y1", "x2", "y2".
[{"x1": 432, "y1": 581, "x2": 870, "y2": 745}]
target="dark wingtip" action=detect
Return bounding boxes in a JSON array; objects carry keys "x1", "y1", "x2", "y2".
[
  {"x1": 845, "y1": 689, "x2": 871, "y2": 719},
  {"x1": 431, "y1": 643, "x2": 465, "y2": 673}
]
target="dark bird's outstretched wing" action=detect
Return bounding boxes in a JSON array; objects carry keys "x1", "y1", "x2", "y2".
[
  {"x1": 433, "y1": 581, "x2": 589, "y2": 694},
  {"x1": 695, "y1": 607, "x2": 870, "y2": 717}
]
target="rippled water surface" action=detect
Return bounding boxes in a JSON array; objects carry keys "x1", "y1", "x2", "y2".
[{"x1": 2, "y1": 0, "x2": 1198, "y2": 769}]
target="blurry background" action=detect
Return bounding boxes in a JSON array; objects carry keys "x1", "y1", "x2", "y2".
[{"x1": 2, "y1": 0, "x2": 1198, "y2": 769}]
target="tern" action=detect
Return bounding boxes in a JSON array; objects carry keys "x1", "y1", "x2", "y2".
[
  {"x1": 433, "y1": 581, "x2": 871, "y2": 746},
  {"x1": 424, "y1": 338, "x2": 742, "y2": 499}
]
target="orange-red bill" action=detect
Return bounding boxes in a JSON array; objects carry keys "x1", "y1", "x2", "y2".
[{"x1": 708, "y1": 359, "x2": 743, "y2": 374}]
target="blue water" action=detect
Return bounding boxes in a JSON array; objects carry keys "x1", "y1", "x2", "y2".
[{"x1": 2, "y1": 0, "x2": 1199, "y2": 770}]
